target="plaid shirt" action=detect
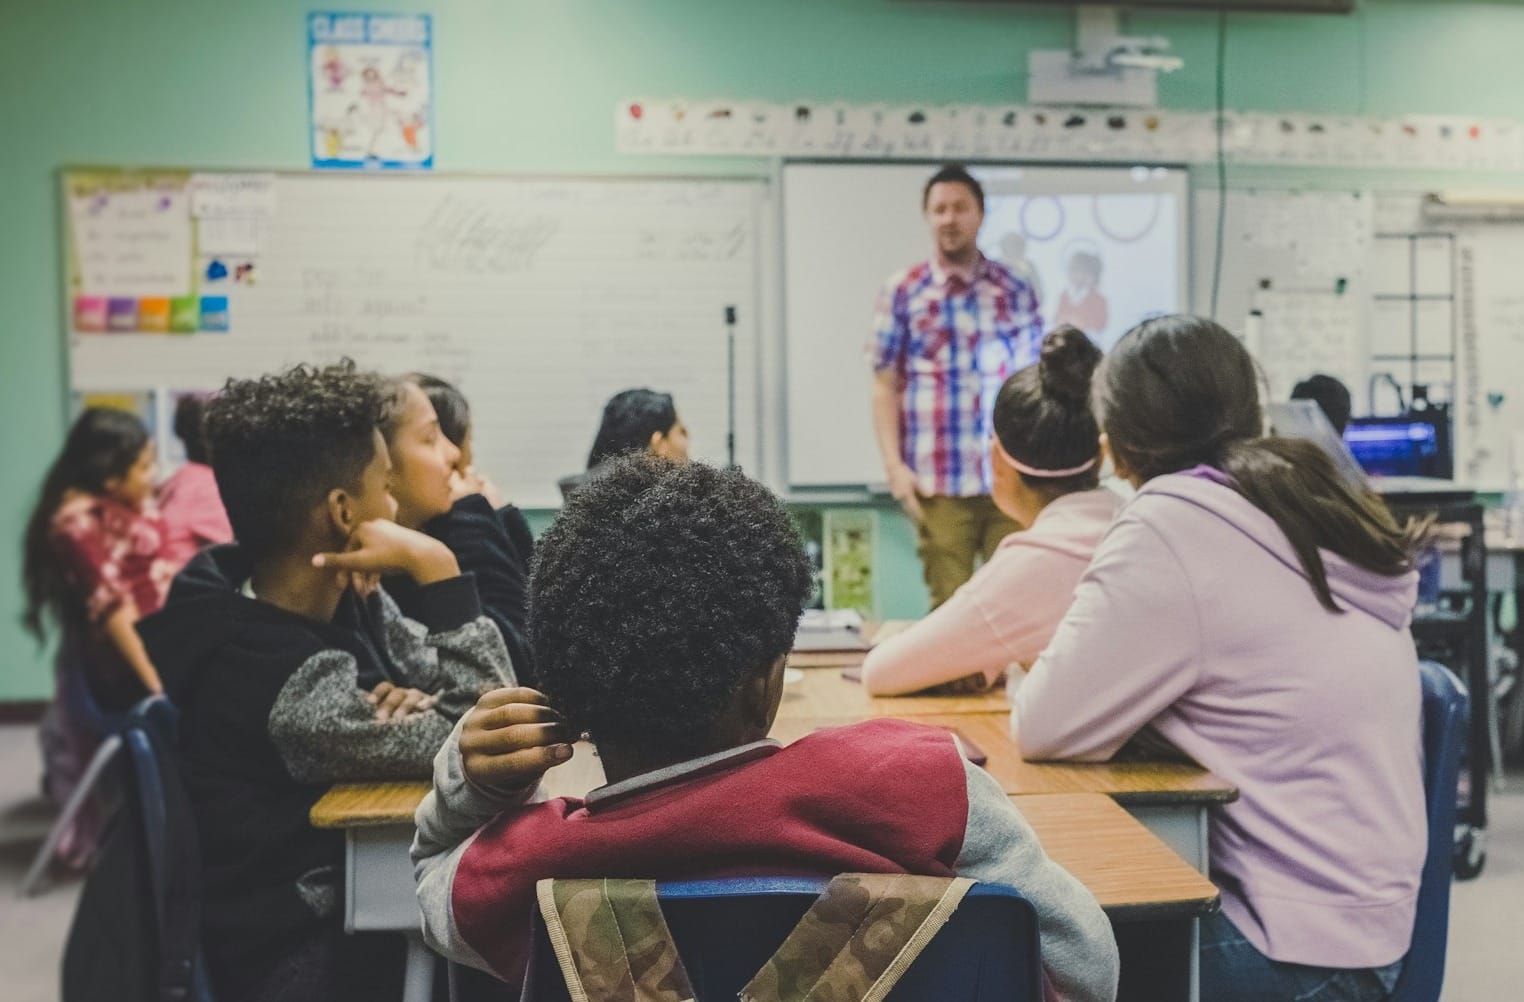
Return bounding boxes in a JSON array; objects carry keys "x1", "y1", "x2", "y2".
[{"x1": 869, "y1": 255, "x2": 1042, "y2": 496}]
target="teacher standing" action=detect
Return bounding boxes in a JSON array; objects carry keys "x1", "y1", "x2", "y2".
[{"x1": 869, "y1": 165, "x2": 1043, "y2": 608}]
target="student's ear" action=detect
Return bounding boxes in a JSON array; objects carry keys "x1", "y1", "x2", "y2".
[
  {"x1": 648, "y1": 429, "x2": 667, "y2": 458},
  {"x1": 324, "y1": 486, "x2": 359, "y2": 540},
  {"x1": 741, "y1": 656, "x2": 788, "y2": 736}
]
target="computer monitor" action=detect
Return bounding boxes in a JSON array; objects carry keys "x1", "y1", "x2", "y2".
[{"x1": 1344, "y1": 413, "x2": 1453, "y2": 480}]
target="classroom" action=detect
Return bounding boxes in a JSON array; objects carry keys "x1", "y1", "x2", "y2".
[{"x1": 3, "y1": 1, "x2": 1524, "y2": 1000}]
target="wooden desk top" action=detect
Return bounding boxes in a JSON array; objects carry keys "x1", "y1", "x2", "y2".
[
  {"x1": 771, "y1": 714, "x2": 1236, "y2": 806},
  {"x1": 311, "y1": 781, "x2": 432, "y2": 829},
  {"x1": 787, "y1": 620, "x2": 917, "y2": 670},
  {"x1": 1011, "y1": 794, "x2": 1218, "y2": 920},
  {"x1": 776, "y1": 668, "x2": 1010, "y2": 718},
  {"x1": 309, "y1": 783, "x2": 1214, "y2": 920},
  {"x1": 310, "y1": 709, "x2": 1233, "y2": 830}
]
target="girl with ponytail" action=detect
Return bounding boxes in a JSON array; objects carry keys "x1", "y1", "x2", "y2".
[
  {"x1": 863, "y1": 326, "x2": 1122, "y2": 695},
  {"x1": 1014, "y1": 315, "x2": 1425, "y2": 1001}
]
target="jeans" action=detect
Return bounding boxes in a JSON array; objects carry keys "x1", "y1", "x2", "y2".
[{"x1": 1200, "y1": 911, "x2": 1403, "y2": 1002}]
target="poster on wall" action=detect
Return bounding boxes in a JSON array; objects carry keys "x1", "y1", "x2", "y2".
[
  {"x1": 64, "y1": 172, "x2": 212, "y2": 336},
  {"x1": 308, "y1": 12, "x2": 433, "y2": 169}
]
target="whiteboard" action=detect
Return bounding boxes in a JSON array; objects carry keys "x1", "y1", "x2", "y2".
[
  {"x1": 782, "y1": 162, "x2": 1188, "y2": 490},
  {"x1": 1194, "y1": 187, "x2": 1524, "y2": 488},
  {"x1": 64, "y1": 171, "x2": 765, "y2": 508}
]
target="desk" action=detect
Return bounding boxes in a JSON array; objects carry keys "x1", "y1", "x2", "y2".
[
  {"x1": 311, "y1": 784, "x2": 1215, "y2": 1002},
  {"x1": 776, "y1": 668, "x2": 1011, "y2": 718},
  {"x1": 772, "y1": 714, "x2": 1235, "y2": 872},
  {"x1": 786, "y1": 619, "x2": 915, "y2": 670}
]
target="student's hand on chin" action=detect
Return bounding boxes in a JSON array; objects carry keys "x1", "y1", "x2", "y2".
[
  {"x1": 450, "y1": 466, "x2": 504, "y2": 508},
  {"x1": 313, "y1": 519, "x2": 460, "y2": 585},
  {"x1": 459, "y1": 687, "x2": 574, "y2": 797}
]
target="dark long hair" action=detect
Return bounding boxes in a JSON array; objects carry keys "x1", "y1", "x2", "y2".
[
  {"x1": 172, "y1": 393, "x2": 213, "y2": 465},
  {"x1": 587, "y1": 389, "x2": 677, "y2": 470},
  {"x1": 22, "y1": 408, "x2": 151, "y2": 640},
  {"x1": 1095, "y1": 315, "x2": 1420, "y2": 612},
  {"x1": 992, "y1": 325, "x2": 1104, "y2": 496},
  {"x1": 408, "y1": 373, "x2": 471, "y2": 449}
]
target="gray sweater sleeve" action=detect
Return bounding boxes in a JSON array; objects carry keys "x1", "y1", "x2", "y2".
[
  {"x1": 373, "y1": 582, "x2": 516, "y2": 718},
  {"x1": 955, "y1": 758, "x2": 1120, "y2": 1002},
  {"x1": 413, "y1": 715, "x2": 542, "y2": 972},
  {"x1": 267, "y1": 582, "x2": 513, "y2": 784}
]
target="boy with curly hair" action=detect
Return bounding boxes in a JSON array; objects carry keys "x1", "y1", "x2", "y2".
[
  {"x1": 413, "y1": 456, "x2": 1118, "y2": 1002},
  {"x1": 137, "y1": 361, "x2": 512, "y2": 1002}
]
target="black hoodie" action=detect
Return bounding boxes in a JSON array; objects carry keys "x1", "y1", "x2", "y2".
[
  {"x1": 137, "y1": 545, "x2": 511, "y2": 988},
  {"x1": 386, "y1": 493, "x2": 534, "y2": 684}
]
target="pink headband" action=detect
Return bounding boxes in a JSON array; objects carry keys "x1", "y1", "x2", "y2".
[{"x1": 997, "y1": 445, "x2": 1098, "y2": 479}]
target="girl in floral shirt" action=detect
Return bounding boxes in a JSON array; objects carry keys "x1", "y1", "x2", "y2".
[{"x1": 22, "y1": 408, "x2": 173, "y2": 864}]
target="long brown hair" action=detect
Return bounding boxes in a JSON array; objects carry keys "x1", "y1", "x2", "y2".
[
  {"x1": 22, "y1": 408, "x2": 150, "y2": 640},
  {"x1": 1095, "y1": 315, "x2": 1421, "y2": 612}
]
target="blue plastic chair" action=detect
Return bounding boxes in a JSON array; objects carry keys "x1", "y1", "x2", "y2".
[
  {"x1": 1389, "y1": 660, "x2": 1469, "y2": 1002},
  {"x1": 121, "y1": 696, "x2": 216, "y2": 1002},
  {"x1": 22, "y1": 662, "x2": 134, "y2": 896},
  {"x1": 519, "y1": 876, "x2": 1042, "y2": 1002}
]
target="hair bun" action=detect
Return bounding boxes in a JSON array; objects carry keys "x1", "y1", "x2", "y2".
[{"x1": 1038, "y1": 326, "x2": 1104, "y2": 405}]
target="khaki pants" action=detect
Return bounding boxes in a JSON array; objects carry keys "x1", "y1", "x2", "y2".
[{"x1": 916, "y1": 494, "x2": 1023, "y2": 609}]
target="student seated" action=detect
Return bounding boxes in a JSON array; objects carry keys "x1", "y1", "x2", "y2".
[
  {"x1": 136, "y1": 362, "x2": 513, "y2": 1002},
  {"x1": 557, "y1": 387, "x2": 689, "y2": 498},
  {"x1": 1012, "y1": 316, "x2": 1425, "y2": 1002},
  {"x1": 411, "y1": 372, "x2": 535, "y2": 565},
  {"x1": 862, "y1": 327, "x2": 1121, "y2": 695},
  {"x1": 380, "y1": 376, "x2": 532, "y2": 681},
  {"x1": 414, "y1": 456, "x2": 1118, "y2": 1002},
  {"x1": 158, "y1": 392, "x2": 234, "y2": 569},
  {"x1": 24, "y1": 408, "x2": 169, "y2": 865},
  {"x1": 1291, "y1": 373, "x2": 1354, "y2": 437}
]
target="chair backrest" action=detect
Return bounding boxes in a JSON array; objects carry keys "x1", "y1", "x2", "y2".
[
  {"x1": 520, "y1": 876, "x2": 1042, "y2": 1002},
  {"x1": 122, "y1": 696, "x2": 215, "y2": 1002},
  {"x1": 1389, "y1": 660, "x2": 1469, "y2": 1002}
]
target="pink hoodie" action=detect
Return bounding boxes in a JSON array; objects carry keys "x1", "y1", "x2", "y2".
[
  {"x1": 862, "y1": 488, "x2": 1122, "y2": 695},
  {"x1": 1014, "y1": 472, "x2": 1424, "y2": 969},
  {"x1": 157, "y1": 462, "x2": 234, "y2": 571}
]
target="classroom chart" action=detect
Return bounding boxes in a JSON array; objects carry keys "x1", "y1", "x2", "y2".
[
  {"x1": 783, "y1": 162, "x2": 1187, "y2": 490},
  {"x1": 62, "y1": 170, "x2": 765, "y2": 508}
]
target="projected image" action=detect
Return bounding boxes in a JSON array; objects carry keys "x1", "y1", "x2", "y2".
[{"x1": 978, "y1": 174, "x2": 1180, "y2": 350}]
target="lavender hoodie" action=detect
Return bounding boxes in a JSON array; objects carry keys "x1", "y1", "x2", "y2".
[{"x1": 1013, "y1": 472, "x2": 1425, "y2": 969}]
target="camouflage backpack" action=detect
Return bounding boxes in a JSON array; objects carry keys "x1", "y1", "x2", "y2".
[{"x1": 535, "y1": 873, "x2": 976, "y2": 1002}]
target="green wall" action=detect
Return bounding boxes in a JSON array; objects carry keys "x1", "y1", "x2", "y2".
[{"x1": 5, "y1": 0, "x2": 1524, "y2": 701}]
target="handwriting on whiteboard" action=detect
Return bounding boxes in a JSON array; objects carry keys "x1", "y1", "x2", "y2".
[
  {"x1": 635, "y1": 221, "x2": 746, "y2": 262},
  {"x1": 415, "y1": 194, "x2": 559, "y2": 273},
  {"x1": 1251, "y1": 289, "x2": 1367, "y2": 404}
]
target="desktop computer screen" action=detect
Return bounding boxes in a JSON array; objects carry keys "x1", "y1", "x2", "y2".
[{"x1": 1344, "y1": 416, "x2": 1451, "y2": 480}]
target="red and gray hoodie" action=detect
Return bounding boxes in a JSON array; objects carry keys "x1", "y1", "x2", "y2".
[{"x1": 412, "y1": 717, "x2": 1119, "y2": 1002}]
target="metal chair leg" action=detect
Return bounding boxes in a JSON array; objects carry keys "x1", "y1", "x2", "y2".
[{"x1": 19, "y1": 734, "x2": 123, "y2": 897}]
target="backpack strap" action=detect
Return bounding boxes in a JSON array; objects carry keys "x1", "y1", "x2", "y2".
[
  {"x1": 536, "y1": 878, "x2": 697, "y2": 1002},
  {"x1": 740, "y1": 874, "x2": 975, "y2": 1002}
]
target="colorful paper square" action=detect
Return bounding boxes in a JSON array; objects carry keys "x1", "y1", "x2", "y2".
[
  {"x1": 74, "y1": 296, "x2": 107, "y2": 332},
  {"x1": 107, "y1": 297, "x2": 138, "y2": 332},
  {"x1": 199, "y1": 296, "x2": 230, "y2": 332},
  {"x1": 137, "y1": 297, "x2": 170, "y2": 333},
  {"x1": 170, "y1": 295, "x2": 200, "y2": 333}
]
